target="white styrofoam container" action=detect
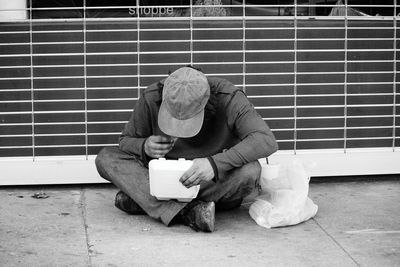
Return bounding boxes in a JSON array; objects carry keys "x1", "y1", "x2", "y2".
[{"x1": 149, "y1": 158, "x2": 200, "y2": 202}]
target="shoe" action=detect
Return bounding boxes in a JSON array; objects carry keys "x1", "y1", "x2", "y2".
[
  {"x1": 216, "y1": 198, "x2": 243, "y2": 211},
  {"x1": 114, "y1": 191, "x2": 146, "y2": 215},
  {"x1": 180, "y1": 201, "x2": 215, "y2": 232}
]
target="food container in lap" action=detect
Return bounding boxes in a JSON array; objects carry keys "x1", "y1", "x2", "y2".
[{"x1": 149, "y1": 158, "x2": 200, "y2": 202}]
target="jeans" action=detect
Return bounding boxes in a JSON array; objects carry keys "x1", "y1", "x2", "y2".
[{"x1": 95, "y1": 147, "x2": 261, "y2": 226}]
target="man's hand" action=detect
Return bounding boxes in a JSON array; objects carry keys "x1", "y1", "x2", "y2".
[
  {"x1": 144, "y1": 135, "x2": 176, "y2": 158},
  {"x1": 180, "y1": 158, "x2": 214, "y2": 188}
]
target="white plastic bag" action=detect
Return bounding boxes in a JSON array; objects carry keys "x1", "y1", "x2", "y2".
[{"x1": 249, "y1": 159, "x2": 318, "y2": 228}]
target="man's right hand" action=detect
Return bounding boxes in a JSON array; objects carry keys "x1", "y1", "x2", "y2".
[{"x1": 144, "y1": 135, "x2": 176, "y2": 158}]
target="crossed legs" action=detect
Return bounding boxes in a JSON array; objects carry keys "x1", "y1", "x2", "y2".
[{"x1": 95, "y1": 147, "x2": 261, "y2": 226}]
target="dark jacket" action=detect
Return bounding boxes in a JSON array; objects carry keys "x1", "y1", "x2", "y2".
[{"x1": 119, "y1": 77, "x2": 278, "y2": 182}]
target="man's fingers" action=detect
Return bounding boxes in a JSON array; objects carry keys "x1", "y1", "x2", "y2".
[
  {"x1": 181, "y1": 164, "x2": 202, "y2": 187},
  {"x1": 182, "y1": 173, "x2": 198, "y2": 187},
  {"x1": 189, "y1": 177, "x2": 201, "y2": 187},
  {"x1": 148, "y1": 147, "x2": 172, "y2": 155},
  {"x1": 147, "y1": 136, "x2": 174, "y2": 153},
  {"x1": 149, "y1": 142, "x2": 173, "y2": 150},
  {"x1": 180, "y1": 167, "x2": 196, "y2": 184},
  {"x1": 151, "y1": 135, "x2": 172, "y2": 143},
  {"x1": 153, "y1": 150, "x2": 170, "y2": 157},
  {"x1": 145, "y1": 135, "x2": 175, "y2": 158},
  {"x1": 149, "y1": 148, "x2": 171, "y2": 158}
]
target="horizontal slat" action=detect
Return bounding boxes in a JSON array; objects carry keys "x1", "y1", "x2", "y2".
[{"x1": 0, "y1": 16, "x2": 396, "y2": 23}]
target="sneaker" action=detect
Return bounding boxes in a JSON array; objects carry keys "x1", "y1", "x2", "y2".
[
  {"x1": 114, "y1": 191, "x2": 146, "y2": 215},
  {"x1": 180, "y1": 201, "x2": 215, "y2": 232},
  {"x1": 216, "y1": 198, "x2": 243, "y2": 211}
]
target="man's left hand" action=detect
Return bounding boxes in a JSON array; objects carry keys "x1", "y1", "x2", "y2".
[{"x1": 180, "y1": 158, "x2": 214, "y2": 188}]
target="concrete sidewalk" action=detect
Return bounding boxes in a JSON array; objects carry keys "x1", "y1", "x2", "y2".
[{"x1": 0, "y1": 180, "x2": 399, "y2": 267}]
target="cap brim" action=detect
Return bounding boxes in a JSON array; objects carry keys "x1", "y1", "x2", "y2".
[{"x1": 158, "y1": 103, "x2": 204, "y2": 138}]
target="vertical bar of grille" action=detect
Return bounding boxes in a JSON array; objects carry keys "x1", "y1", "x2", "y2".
[
  {"x1": 293, "y1": 0, "x2": 298, "y2": 154},
  {"x1": 29, "y1": 0, "x2": 35, "y2": 161},
  {"x1": 137, "y1": 0, "x2": 141, "y2": 97},
  {"x1": 190, "y1": 0, "x2": 193, "y2": 66},
  {"x1": 83, "y1": 0, "x2": 88, "y2": 159},
  {"x1": 392, "y1": 0, "x2": 397, "y2": 151},
  {"x1": 242, "y1": 0, "x2": 246, "y2": 93},
  {"x1": 344, "y1": 0, "x2": 349, "y2": 153}
]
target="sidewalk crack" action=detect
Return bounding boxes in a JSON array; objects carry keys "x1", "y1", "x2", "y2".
[
  {"x1": 79, "y1": 188, "x2": 93, "y2": 267},
  {"x1": 313, "y1": 218, "x2": 361, "y2": 267}
]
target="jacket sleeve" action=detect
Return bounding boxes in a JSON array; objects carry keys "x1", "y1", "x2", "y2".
[
  {"x1": 211, "y1": 90, "x2": 278, "y2": 181},
  {"x1": 118, "y1": 95, "x2": 152, "y2": 163}
]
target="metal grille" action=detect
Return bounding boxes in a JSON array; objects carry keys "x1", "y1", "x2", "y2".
[{"x1": 0, "y1": 1, "x2": 399, "y2": 183}]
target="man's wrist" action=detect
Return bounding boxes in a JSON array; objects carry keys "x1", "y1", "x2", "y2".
[
  {"x1": 206, "y1": 156, "x2": 219, "y2": 183},
  {"x1": 141, "y1": 138, "x2": 152, "y2": 166}
]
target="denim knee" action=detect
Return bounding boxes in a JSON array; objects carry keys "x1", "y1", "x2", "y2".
[
  {"x1": 242, "y1": 160, "x2": 261, "y2": 184},
  {"x1": 95, "y1": 147, "x2": 117, "y2": 179},
  {"x1": 235, "y1": 161, "x2": 261, "y2": 195}
]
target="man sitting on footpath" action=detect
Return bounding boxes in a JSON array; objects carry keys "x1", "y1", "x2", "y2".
[{"x1": 95, "y1": 66, "x2": 278, "y2": 232}]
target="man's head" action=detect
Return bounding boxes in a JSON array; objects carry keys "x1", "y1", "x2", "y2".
[{"x1": 158, "y1": 67, "x2": 210, "y2": 138}]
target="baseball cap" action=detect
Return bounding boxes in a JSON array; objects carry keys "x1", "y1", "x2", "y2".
[{"x1": 158, "y1": 67, "x2": 210, "y2": 138}]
